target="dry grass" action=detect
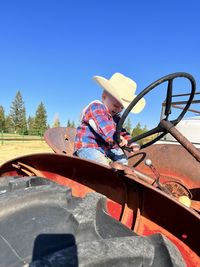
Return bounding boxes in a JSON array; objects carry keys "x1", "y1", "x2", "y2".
[
  {"x1": 0, "y1": 133, "x2": 159, "y2": 166},
  {"x1": 0, "y1": 141, "x2": 53, "y2": 166}
]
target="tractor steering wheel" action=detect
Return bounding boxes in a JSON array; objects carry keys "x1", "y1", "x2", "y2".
[{"x1": 116, "y1": 72, "x2": 196, "y2": 150}]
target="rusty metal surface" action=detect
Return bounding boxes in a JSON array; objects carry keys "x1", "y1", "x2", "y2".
[
  {"x1": 160, "y1": 120, "x2": 200, "y2": 162},
  {"x1": 110, "y1": 162, "x2": 193, "y2": 200},
  {"x1": 129, "y1": 143, "x2": 200, "y2": 189},
  {"x1": 44, "y1": 127, "x2": 76, "y2": 155},
  {"x1": 162, "y1": 180, "x2": 192, "y2": 198},
  {"x1": 65, "y1": 127, "x2": 77, "y2": 154},
  {"x1": 44, "y1": 127, "x2": 67, "y2": 154},
  {"x1": 44, "y1": 127, "x2": 200, "y2": 189},
  {"x1": 0, "y1": 153, "x2": 199, "y2": 266}
]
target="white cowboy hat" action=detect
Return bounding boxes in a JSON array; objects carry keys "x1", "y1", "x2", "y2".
[{"x1": 93, "y1": 72, "x2": 146, "y2": 113}]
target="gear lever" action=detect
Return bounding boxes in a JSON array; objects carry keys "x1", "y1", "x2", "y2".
[
  {"x1": 145, "y1": 159, "x2": 171, "y2": 194},
  {"x1": 145, "y1": 159, "x2": 159, "y2": 186}
]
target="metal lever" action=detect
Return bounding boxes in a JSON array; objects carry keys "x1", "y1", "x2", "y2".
[
  {"x1": 145, "y1": 159, "x2": 171, "y2": 194},
  {"x1": 145, "y1": 159, "x2": 160, "y2": 185}
]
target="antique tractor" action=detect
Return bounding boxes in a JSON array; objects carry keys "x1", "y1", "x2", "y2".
[{"x1": 0, "y1": 73, "x2": 199, "y2": 266}]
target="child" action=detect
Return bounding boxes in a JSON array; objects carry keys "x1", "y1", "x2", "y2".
[{"x1": 74, "y1": 72, "x2": 145, "y2": 166}]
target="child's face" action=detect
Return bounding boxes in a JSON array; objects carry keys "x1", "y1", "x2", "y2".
[{"x1": 103, "y1": 91, "x2": 123, "y2": 116}]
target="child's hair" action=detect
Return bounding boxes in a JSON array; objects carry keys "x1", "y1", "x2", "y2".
[{"x1": 102, "y1": 90, "x2": 106, "y2": 97}]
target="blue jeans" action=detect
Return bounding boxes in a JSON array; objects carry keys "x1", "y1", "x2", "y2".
[{"x1": 75, "y1": 147, "x2": 128, "y2": 167}]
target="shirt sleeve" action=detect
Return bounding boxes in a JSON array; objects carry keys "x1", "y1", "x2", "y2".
[
  {"x1": 113, "y1": 114, "x2": 132, "y2": 141},
  {"x1": 120, "y1": 128, "x2": 132, "y2": 141},
  {"x1": 84, "y1": 102, "x2": 116, "y2": 145}
]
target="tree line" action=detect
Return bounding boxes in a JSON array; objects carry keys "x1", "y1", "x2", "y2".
[
  {"x1": 123, "y1": 117, "x2": 148, "y2": 142},
  {"x1": 0, "y1": 90, "x2": 77, "y2": 136},
  {"x1": 0, "y1": 90, "x2": 147, "y2": 138},
  {"x1": 0, "y1": 91, "x2": 49, "y2": 135}
]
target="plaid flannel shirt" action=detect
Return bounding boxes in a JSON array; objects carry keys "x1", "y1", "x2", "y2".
[{"x1": 74, "y1": 100, "x2": 131, "y2": 155}]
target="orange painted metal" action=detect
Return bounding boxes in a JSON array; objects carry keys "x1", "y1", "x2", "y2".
[
  {"x1": 0, "y1": 153, "x2": 199, "y2": 266},
  {"x1": 129, "y1": 143, "x2": 200, "y2": 189},
  {"x1": 106, "y1": 200, "x2": 122, "y2": 221},
  {"x1": 136, "y1": 217, "x2": 199, "y2": 267}
]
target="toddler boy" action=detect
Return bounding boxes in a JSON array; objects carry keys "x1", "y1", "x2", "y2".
[{"x1": 74, "y1": 73, "x2": 145, "y2": 166}]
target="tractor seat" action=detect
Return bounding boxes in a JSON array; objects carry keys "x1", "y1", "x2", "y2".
[{"x1": 44, "y1": 127, "x2": 76, "y2": 156}]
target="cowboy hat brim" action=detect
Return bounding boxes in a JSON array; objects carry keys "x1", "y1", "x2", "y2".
[
  {"x1": 93, "y1": 75, "x2": 146, "y2": 114},
  {"x1": 121, "y1": 96, "x2": 146, "y2": 114}
]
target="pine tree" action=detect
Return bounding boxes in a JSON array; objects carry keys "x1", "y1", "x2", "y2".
[
  {"x1": 27, "y1": 116, "x2": 35, "y2": 135},
  {"x1": 33, "y1": 102, "x2": 48, "y2": 136},
  {"x1": 21, "y1": 109, "x2": 28, "y2": 134},
  {"x1": 0, "y1": 105, "x2": 5, "y2": 132},
  {"x1": 9, "y1": 91, "x2": 27, "y2": 134},
  {"x1": 67, "y1": 119, "x2": 76, "y2": 128},
  {"x1": 67, "y1": 119, "x2": 71, "y2": 127},
  {"x1": 131, "y1": 123, "x2": 148, "y2": 145},
  {"x1": 143, "y1": 124, "x2": 148, "y2": 132},
  {"x1": 52, "y1": 113, "x2": 60, "y2": 128},
  {"x1": 71, "y1": 121, "x2": 76, "y2": 128},
  {"x1": 124, "y1": 117, "x2": 132, "y2": 133},
  {"x1": 131, "y1": 122, "x2": 143, "y2": 137},
  {"x1": 4, "y1": 115, "x2": 14, "y2": 133}
]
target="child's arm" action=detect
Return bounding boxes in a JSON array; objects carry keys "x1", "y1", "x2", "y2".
[
  {"x1": 114, "y1": 115, "x2": 140, "y2": 151},
  {"x1": 85, "y1": 103, "x2": 116, "y2": 145},
  {"x1": 114, "y1": 114, "x2": 132, "y2": 141},
  {"x1": 120, "y1": 127, "x2": 132, "y2": 141}
]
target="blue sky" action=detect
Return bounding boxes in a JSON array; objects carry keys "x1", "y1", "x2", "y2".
[{"x1": 0, "y1": 0, "x2": 200, "y2": 129}]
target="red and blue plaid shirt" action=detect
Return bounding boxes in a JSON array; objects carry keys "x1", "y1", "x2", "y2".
[{"x1": 74, "y1": 101, "x2": 131, "y2": 155}]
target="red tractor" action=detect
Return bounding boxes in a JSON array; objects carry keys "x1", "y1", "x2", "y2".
[{"x1": 0, "y1": 73, "x2": 199, "y2": 266}]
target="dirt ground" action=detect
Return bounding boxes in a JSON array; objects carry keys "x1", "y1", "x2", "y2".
[{"x1": 0, "y1": 141, "x2": 53, "y2": 165}]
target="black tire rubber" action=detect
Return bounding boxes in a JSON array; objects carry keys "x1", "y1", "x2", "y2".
[{"x1": 0, "y1": 176, "x2": 185, "y2": 267}]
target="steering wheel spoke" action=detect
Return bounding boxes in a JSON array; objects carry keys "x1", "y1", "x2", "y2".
[
  {"x1": 128, "y1": 125, "x2": 164, "y2": 144},
  {"x1": 164, "y1": 79, "x2": 173, "y2": 118}
]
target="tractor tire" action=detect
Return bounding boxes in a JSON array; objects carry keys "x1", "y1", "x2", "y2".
[{"x1": 0, "y1": 176, "x2": 185, "y2": 267}]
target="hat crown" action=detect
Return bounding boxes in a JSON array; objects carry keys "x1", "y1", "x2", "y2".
[{"x1": 109, "y1": 73, "x2": 137, "y2": 101}]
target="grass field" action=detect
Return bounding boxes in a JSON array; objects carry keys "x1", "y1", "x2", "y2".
[
  {"x1": 0, "y1": 132, "x2": 44, "y2": 140},
  {"x1": 0, "y1": 133, "x2": 158, "y2": 166},
  {"x1": 0, "y1": 141, "x2": 53, "y2": 166}
]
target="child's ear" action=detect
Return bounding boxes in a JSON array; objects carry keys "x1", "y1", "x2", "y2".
[{"x1": 102, "y1": 90, "x2": 106, "y2": 100}]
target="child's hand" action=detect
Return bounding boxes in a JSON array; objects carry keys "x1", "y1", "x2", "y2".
[
  {"x1": 128, "y1": 143, "x2": 140, "y2": 153},
  {"x1": 119, "y1": 136, "x2": 128, "y2": 147}
]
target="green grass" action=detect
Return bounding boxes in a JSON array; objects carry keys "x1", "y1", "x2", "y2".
[
  {"x1": 0, "y1": 133, "x2": 44, "y2": 144},
  {"x1": 1, "y1": 133, "x2": 42, "y2": 138}
]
